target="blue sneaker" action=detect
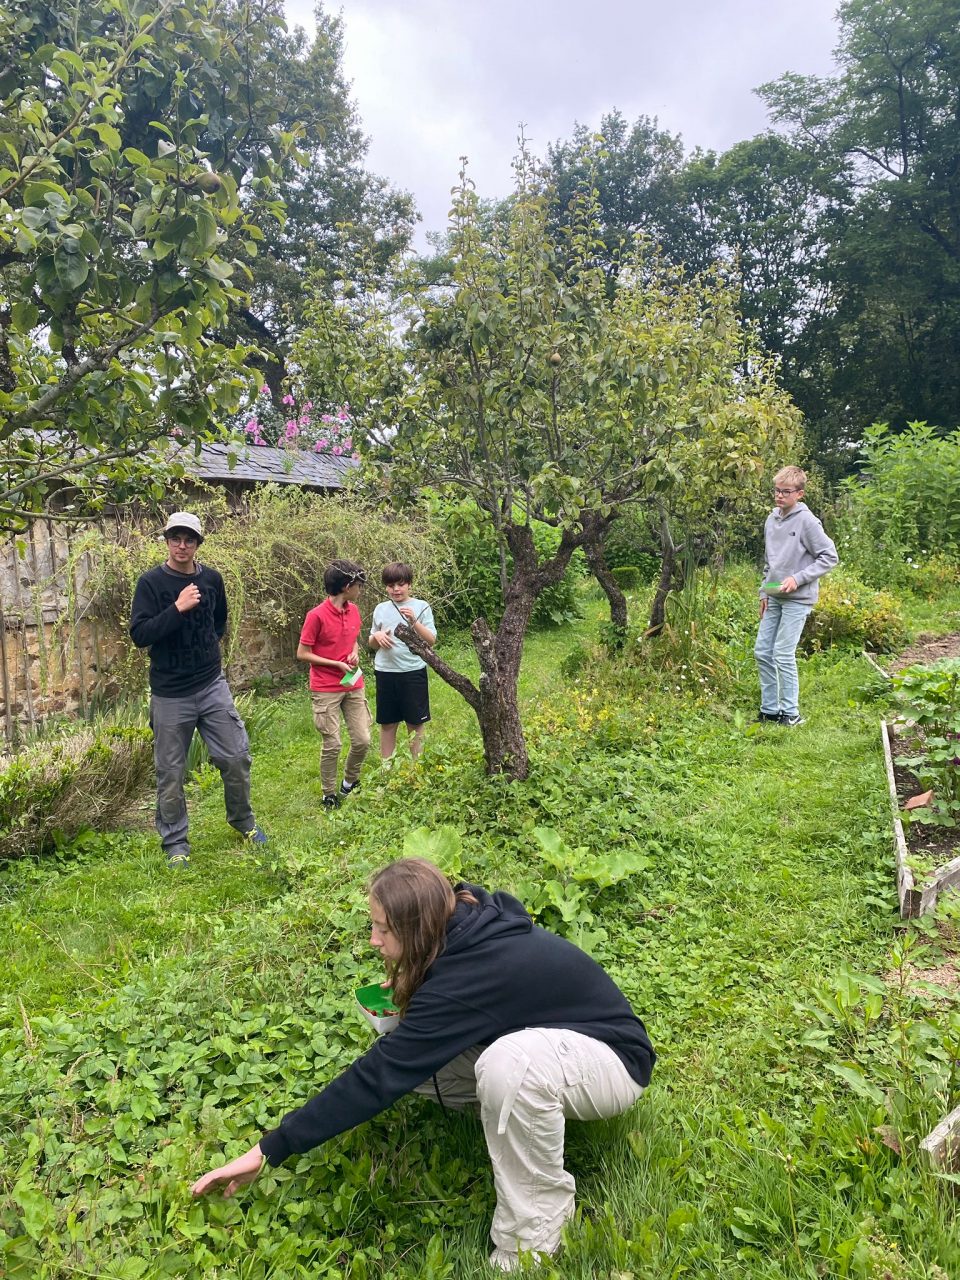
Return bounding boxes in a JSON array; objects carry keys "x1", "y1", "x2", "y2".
[
  {"x1": 244, "y1": 826, "x2": 268, "y2": 845},
  {"x1": 167, "y1": 851, "x2": 190, "y2": 869}
]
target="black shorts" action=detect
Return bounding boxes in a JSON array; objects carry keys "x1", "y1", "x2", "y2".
[{"x1": 375, "y1": 667, "x2": 431, "y2": 726}]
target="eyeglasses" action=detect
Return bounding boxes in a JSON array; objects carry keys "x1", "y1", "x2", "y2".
[{"x1": 773, "y1": 487, "x2": 799, "y2": 496}]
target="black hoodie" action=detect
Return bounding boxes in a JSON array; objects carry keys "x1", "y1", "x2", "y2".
[{"x1": 259, "y1": 884, "x2": 655, "y2": 1165}]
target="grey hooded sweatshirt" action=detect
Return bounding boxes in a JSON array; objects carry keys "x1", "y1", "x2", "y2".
[{"x1": 761, "y1": 501, "x2": 838, "y2": 606}]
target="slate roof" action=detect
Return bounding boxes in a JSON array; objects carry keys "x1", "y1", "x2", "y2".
[{"x1": 181, "y1": 441, "x2": 358, "y2": 490}]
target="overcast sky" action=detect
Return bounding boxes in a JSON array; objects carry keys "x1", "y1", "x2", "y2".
[{"x1": 284, "y1": 1, "x2": 841, "y2": 246}]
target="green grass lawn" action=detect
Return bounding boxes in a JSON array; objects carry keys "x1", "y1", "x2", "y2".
[{"x1": 1, "y1": 583, "x2": 959, "y2": 1279}]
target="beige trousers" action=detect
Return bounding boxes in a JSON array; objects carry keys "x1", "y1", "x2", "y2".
[
  {"x1": 310, "y1": 687, "x2": 371, "y2": 795},
  {"x1": 416, "y1": 1028, "x2": 644, "y2": 1271}
]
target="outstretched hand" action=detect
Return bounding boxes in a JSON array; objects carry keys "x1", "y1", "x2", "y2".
[{"x1": 191, "y1": 1143, "x2": 264, "y2": 1198}]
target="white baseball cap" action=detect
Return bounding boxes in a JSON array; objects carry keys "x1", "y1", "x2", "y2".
[{"x1": 162, "y1": 512, "x2": 204, "y2": 542}]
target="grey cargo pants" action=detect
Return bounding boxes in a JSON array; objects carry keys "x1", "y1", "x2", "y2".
[{"x1": 149, "y1": 675, "x2": 255, "y2": 857}]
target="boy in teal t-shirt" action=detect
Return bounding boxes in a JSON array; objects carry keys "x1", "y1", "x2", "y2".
[{"x1": 368, "y1": 563, "x2": 437, "y2": 761}]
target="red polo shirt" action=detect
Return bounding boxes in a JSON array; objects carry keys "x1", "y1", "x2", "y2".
[{"x1": 299, "y1": 598, "x2": 365, "y2": 692}]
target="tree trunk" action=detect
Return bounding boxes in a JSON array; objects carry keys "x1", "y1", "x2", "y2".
[
  {"x1": 581, "y1": 512, "x2": 627, "y2": 646},
  {"x1": 394, "y1": 524, "x2": 580, "y2": 779},
  {"x1": 647, "y1": 509, "x2": 683, "y2": 635}
]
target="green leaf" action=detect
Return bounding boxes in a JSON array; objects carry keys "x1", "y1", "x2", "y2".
[
  {"x1": 11, "y1": 300, "x2": 39, "y2": 333},
  {"x1": 12, "y1": 1180, "x2": 54, "y2": 1240},
  {"x1": 824, "y1": 1063, "x2": 885, "y2": 1105},
  {"x1": 402, "y1": 826, "x2": 462, "y2": 874},
  {"x1": 91, "y1": 121, "x2": 121, "y2": 151},
  {"x1": 54, "y1": 243, "x2": 89, "y2": 290}
]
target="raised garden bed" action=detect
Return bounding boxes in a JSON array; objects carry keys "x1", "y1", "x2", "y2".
[
  {"x1": 881, "y1": 719, "x2": 960, "y2": 917},
  {"x1": 921, "y1": 1101, "x2": 960, "y2": 1173}
]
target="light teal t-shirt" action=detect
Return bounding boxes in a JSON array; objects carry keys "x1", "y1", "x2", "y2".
[{"x1": 370, "y1": 598, "x2": 436, "y2": 673}]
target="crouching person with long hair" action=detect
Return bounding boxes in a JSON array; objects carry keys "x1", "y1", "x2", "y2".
[{"x1": 191, "y1": 858, "x2": 655, "y2": 1272}]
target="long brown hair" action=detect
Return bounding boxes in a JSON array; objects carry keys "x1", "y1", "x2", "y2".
[{"x1": 368, "y1": 858, "x2": 477, "y2": 1013}]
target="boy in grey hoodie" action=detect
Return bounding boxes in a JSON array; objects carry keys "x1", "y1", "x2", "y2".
[{"x1": 755, "y1": 466, "x2": 838, "y2": 726}]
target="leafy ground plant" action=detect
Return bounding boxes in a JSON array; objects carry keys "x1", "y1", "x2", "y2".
[{"x1": 891, "y1": 659, "x2": 960, "y2": 827}]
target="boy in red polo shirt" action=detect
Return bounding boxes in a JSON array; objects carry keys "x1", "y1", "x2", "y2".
[{"x1": 297, "y1": 560, "x2": 371, "y2": 808}]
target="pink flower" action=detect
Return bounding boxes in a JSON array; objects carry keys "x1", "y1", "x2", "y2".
[
  {"x1": 321, "y1": 414, "x2": 334, "y2": 424},
  {"x1": 282, "y1": 393, "x2": 295, "y2": 406},
  {"x1": 332, "y1": 445, "x2": 343, "y2": 456},
  {"x1": 318, "y1": 438, "x2": 329, "y2": 449},
  {"x1": 343, "y1": 436, "x2": 352, "y2": 449},
  {"x1": 169, "y1": 426, "x2": 184, "y2": 437},
  {"x1": 303, "y1": 400, "x2": 313, "y2": 411},
  {"x1": 245, "y1": 418, "x2": 259, "y2": 432},
  {"x1": 337, "y1": 410, "x2": 349, "y2": 422},
  {"x1": 260, "y1": 385, "x2": 269, "y2": 395},
  {"x1": 352, "y1": 451, "x2": 360, "y2": 461}
]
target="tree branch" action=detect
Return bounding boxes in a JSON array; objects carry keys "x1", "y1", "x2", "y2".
[
  {"x1": 0, "y1": 306, "x2": 161, "y2": 439},
  {"x1": 392, "y1": 622, "x2": 481, "y2": 712}
]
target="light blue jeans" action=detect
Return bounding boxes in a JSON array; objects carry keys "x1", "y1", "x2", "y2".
[{"x1": 754, "y1": 598, "x2": 812, "y2": 718}]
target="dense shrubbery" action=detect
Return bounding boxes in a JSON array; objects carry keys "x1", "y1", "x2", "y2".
[
  {"x1": 611, "y1": 566, "x2": 643, "y2": 590},
  {"x1": 0, "y1": 725, "x2": 152, "y2": 860},
  {"x1": 804, "y1": 570, "x2": 906, "y2": 654},
  {"x1": 602, "y1": 511, "x2": 660, "y2": 580},
  {"x1": 834, "y1": 423, "x2": 960, "y2": 586}
]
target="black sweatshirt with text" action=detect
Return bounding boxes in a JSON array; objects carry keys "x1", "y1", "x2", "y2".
[
  {"x1": 129, "y1": 563, "x2": 226, "y2": 697},
  {"x1": 259, "y1": 885, "x2": 655, "y2": 1165}
]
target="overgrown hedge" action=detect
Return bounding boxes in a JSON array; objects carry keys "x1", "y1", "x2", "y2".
[
  {"x1": 72, "y1": 487, "x2": 456, "y2": 697},
  {"x1": 0, "y1": 726, "x2": 153, "y2": 860}
]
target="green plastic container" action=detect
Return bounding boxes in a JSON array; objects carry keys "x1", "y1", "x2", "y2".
[
  {"x1": 340, "y1": 666, "x2": 362, "y2": 688},
  {"x1": 762, "y1": 581, "x2": 782, "y2": 592},
  {"x1": 356, "y1": 982, "x2": 399, "y2": 1034}
]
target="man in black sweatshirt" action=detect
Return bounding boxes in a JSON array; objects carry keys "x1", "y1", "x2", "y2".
[{"x1": 129, "y1": 512, "x2": 265, "y2": 867}]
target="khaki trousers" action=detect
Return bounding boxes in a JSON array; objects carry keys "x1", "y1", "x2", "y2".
[
  {"x1": 415, "y1": 1028, "x2": 644, "y2": 1270},
  {"x1": 310, "y1": 687, "x2": 371, "y2": 795}
]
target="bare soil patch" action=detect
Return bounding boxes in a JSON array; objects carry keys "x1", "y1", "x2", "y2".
[
  {"x1": 885, "y1": 958, "x2": 960, "y2": 1001},
  {"x1": 887, "y1": 631, "x2": 960, "y2": 672}
]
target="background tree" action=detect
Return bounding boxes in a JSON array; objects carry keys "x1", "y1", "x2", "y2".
[
  {"x1": 760, "y1": 0, "x2": 960, "y2": 447},
  {"x1": 216, "y1": 7, "x2": 417, "y2": 404},
  {"x1": 0, "y1": 0, "x2": 307, "y2": 531},
  {"x1": 299, "y1": 150, "x2": 800, "y2": 779},
  {"x1": 545, "y1": 110, "x2": 686, "y2": 283}
]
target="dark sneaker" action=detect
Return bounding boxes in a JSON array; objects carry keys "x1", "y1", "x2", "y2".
[
  {"x1": 244, "y1": 826, "x2": 268, "y2": 845},
  {"x1": 167, "y1": 851, "x2": 190, "y2": 869},
  {"x1": 779, "y1": 712, "x2": 805, "y2": 727},
  {"x1": 757, "y1": 712, "x2": 780, "y2": 723},
  {"x1": 340, "y1": 779, "x2": 361, "y2": 797},
  {"x1": 323, "y1": 793, "x2": 341, "y2": 809}
]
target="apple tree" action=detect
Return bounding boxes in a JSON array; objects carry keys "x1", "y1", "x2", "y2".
[
  {"x1": 299, "y1": 148, "x2": 800, "y2": 778},
  {"x1": 0, "y1": 0, "x2": 300, "y2": 531}
]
